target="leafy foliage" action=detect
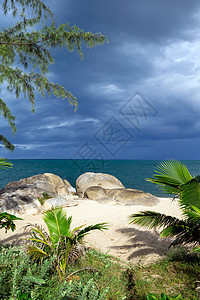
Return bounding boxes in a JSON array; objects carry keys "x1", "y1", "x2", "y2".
[
  {"x1": 130, "y1": 160, "x2": 200, "y2": 248},
  {"x1": 0, "y1": 157, "x2": 13, "y2": 169},
  {"x1": 0, "y1": 211, "x2": 22, "y2": 232},
  {"x1": 25, "y1": 206, "x2": 108, "y2": 278},
  {"x1": 147, "y1": 292, "x2": 182, "y2": 300},
  {"x1": 0, "y1": 246, "x2": 56, "y2": 299},
  {"x1": 61, "y1": 278, "x2": 109, "y2": 300},
  {"x1": 0, "y1": 245, "x2": 130, "y2": 299},
  {"x1": 0, "y1": 0, "x2": 107, "y2": 149},
  {"x1": 0, "y1": 244, "x2": 197, "y2": 299},
  {"x1": 146, "y1": 160, "x2": 193, "y2": 194},
  {"x1": 38, "y1": 192, "x2": 52, "y2": 206}
]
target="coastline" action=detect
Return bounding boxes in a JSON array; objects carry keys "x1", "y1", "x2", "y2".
[{"x1": 0, "y1": 197, "x2": 182, "y2": 265}]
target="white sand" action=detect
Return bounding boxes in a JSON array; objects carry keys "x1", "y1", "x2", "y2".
[{"x1": 0, "y1": 197, "x2": 183, "y2": 265}]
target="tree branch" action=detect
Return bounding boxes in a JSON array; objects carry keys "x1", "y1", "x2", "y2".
[{"x1": 0, "y1": 36, "x2": 52, "y2": 46}]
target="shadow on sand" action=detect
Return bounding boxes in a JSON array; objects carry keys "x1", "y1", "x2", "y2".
[
  {"x1": 110, "y1": 226, "x2": 172, "y2": 261},
  {"x1": 0, "y1": 229, "x2": 29, "y2": 246}
]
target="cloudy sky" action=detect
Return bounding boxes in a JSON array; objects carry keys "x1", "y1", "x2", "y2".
[{"x1": 1, "y1": 0, "x2": 200, "y2": 160}]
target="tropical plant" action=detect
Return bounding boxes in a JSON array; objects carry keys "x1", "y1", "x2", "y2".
[
  {"x1": 25, "y1": 206, "x2": 108, "y2": 278},
  {"x1": 130, "y1": 160, "x2": 200, "y2": 248}
]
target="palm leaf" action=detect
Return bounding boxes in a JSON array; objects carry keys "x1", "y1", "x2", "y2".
[
  {"x1": 43, "y1": 207, "x2": 73, "y2": 244},
  {"x1": 27, "y1": 245, "x2": 49, "y2": 261},
  {"x1": 0, "y1": 158, "x2": 13, "y2": 169},
  {"x1": 72, "y1": 224, "x2": 85, "y2": 235},
  {"x1": 192, "y1": 246, "x2": 200, "y2": 253},
  {"x1": 130, "y1": 160, "x2": 200, "y2": 249},
  {"x1": 129, "y1": 211, "x2": 181, "y2": 229},
  {"x1": 26, "y1": 237, "x2": 50, "y2": 247},
  {"x1": 29, "y1": 225, "x2": 50, "y2": 245},
  {"x1": 130, "y1": 211, "x2": 200, "y2": 247},
  {"x1": 179, "y1": 177, "x2": 200, "y2": 212},
  {"x1": 146, "y1": 160, "x2": 193, "y2": 194},
  {"x1": 184, "y1": 205, "x2": 200, "y2": 220},
  {"x1": 168, "y1": 220, "x2": 200, "y2": 247},
  {"x1": 76, "y1": 223, "x2": 108, "y2": 242}
]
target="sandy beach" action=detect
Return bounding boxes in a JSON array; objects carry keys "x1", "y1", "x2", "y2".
[{"x1": 0, "y1": 197, "x2": 183, "y2": 265}]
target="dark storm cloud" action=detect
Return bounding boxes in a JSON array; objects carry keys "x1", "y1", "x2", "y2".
[
  {"x1": 53, "y1": 0, "x2": 200, "y2": 43},
  {"x1": 1, "y1": 0, "x2": 200, "y2": 159}
]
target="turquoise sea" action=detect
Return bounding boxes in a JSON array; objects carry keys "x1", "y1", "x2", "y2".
[{"x1": 0, "y1": 160, "x2": 200, "y2": 197}]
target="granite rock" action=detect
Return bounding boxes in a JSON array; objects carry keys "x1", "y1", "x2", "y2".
[
  {"x1": 76, "y1": 172, "x2": 124, "y2": 197},
  {"x1": 0, "y1": 173, "x2": 75, "y2": 215}
]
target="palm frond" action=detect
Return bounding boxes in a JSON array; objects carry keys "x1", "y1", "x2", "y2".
[
  {"x1": 130, "y1": 160, "x2": 200, "y2": 249},
  {"x1": 146, "y1": 160, "x2": 193, "y2": 194},
  {"x1": 192, "y1": 246, "x2": 200, "y2": 253},
  {"x1": 168, "y1": 220, "x2": 200, "y2": 247},
  {"x1": 29, "y1": 225, "x2": 50, "y2": 245},
  {"x1": 72, "y1": 224, "x2": 85, "y2": 235},
  {"x1": 179, "y1": 177, "x2": 200, "y2": 211},
  {"x1": 76, "y1": 223, "x2": 108, "y2": 242},
  {"x1": 184, "y1": 206, "x2": 200, "y2": 221},
  {"x1": 43, "y1": 207, "x2": 73, "y2": 244},
  {"x1": 26, "y1": 237, "x2": 50, "y2": 247},
  {"x1": 27, "y1": 245, "x2": 49, "y2": 261},
  {"x1": 129, "y1": 211, "x2": 181, "y2": 229},
  {"x1": 0, "y1": 158, "x2": 13, "y2": 169},
  {"x1": 130, "y1": 211, "x2": 200, "y2": 247}
]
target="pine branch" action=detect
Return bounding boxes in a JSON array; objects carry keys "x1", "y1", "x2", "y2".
[
  {"x1": 0, "y1": 65, "x2": 78, "y2": 109},
  {"x1": 0, "y1": 1, "x2": 107, "y2": 149},
  {"x1": 0, "y1": 134, "x2": 14, "y2": 150},
  {"x1": 0, "y1": 36, "x2": 53, "y2": 46},
  {"x1": 0, "y1": 98, "x2": 16, "y2": 133}
]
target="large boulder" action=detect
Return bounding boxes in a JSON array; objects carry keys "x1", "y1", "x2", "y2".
[
  {"x1": 0, "y1": 173, "x2": 75, "y2": 215},
  {"x1": 76, "y1": 172, "x2": 124, "y2": 197},
  {"x1": 43, "y1": 173, "x2": 75, "y2": 196},
  {"x1": 84, "y1": 186, "x2": 159, "y2": 206},
  {"x1": 106, "y1": 188, "x2": 159, "y2": 206}
]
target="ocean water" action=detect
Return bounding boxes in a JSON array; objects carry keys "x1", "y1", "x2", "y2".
[{"x1": 0, "y1": 159, "x2": 200, "y2": 197}]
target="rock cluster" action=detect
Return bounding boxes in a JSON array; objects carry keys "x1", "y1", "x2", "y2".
[
  {"x1": 0, "y1": 171, "x2": 159, "y2": 215},
  {"x1": 0, "y1": 173, "x2": 75, "y2": 215},
  {"x1": 77, "y1": 173, "x2": 159, "y2": 206}
]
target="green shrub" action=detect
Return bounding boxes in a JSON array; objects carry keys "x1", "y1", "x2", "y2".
[
  {"x1": 0, "y1": 246, "x2": 58, "y2": 299},
  {"x1": 60, "y1": 278, "x2": 109, "y2": 299},
  {"x1": 147, "y1": 292, "x2": 182, "y2": 300}
]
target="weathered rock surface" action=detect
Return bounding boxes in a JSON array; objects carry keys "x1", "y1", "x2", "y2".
[
  {"x1": 44, "y1": 196, "x2": 79, "y2": 210},
  {"x1": 43, "y1": 173, "x2": 75, "y2": 196},
  {"x1": 84, "y1": 186, "x2": 107, "y2": 200},
  {"x1": 0, "y1": 173, "x2": 75, "y2": 215},
  {"x1": 76, "y1": 172, "x2": 124, "y2": 197},
  {"x1": 84, "y1": 186, "x2": 159, "y2": 206}
]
